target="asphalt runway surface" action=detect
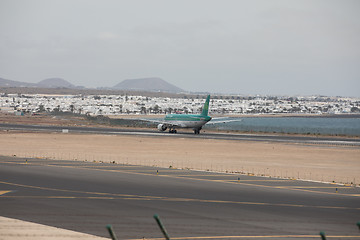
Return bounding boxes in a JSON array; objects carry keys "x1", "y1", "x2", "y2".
[
  {"x1": 1, "y1": 123, "x2": 360, "y2": 146},
  {"x1": 0, "y1": 156, "x2": 359, "y2": 240}
]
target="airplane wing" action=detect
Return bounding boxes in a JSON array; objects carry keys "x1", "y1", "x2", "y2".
[
  {"x1": 139, "y1": 117, "x2": 240, "y2": 125},
  {"x1": 138, "y1": 118, "x2": 182, "y2": 128},
  {"x1": 207, "y1": 118, "x2": 242, "y2": 125},
  {"x1": 138, "y1": 118, "x2": 164, "y2": 124}
]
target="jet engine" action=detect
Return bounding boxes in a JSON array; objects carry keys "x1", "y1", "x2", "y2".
[{"x1": 157, "y1": 124, "x2": 167, "y2": 131}]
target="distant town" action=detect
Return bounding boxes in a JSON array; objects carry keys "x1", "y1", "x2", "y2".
[
  {"x1": 1, "y1": 77, "x2": 359, "y2": 117},
  {"x1": 1, "y1": 92, "x2": 359, "y2": 116}
]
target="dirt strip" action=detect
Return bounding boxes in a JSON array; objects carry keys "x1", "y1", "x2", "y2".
[{"x1": 0, "y1": 132, "x2": 359, "y2": 185}]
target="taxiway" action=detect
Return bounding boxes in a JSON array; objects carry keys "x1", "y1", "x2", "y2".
[{"x1": 1, "y1": 156, "x2": 359, "y2": 239}]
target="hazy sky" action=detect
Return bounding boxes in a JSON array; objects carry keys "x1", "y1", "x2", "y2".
[{"x1": 1, "y1": 0, "x2": 359, "y2": 96}]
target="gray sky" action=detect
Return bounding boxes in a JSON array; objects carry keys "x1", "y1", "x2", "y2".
[{"x1": 1, "y1": 0, "x2": 359, "y2": 97}]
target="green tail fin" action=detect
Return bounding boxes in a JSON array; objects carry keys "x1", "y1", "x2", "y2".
[{"x1": 201, "y1": 95, "x2": 210, "y2": 116}]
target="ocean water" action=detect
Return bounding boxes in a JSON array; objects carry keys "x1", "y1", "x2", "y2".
[{"x1": 205, "y1": 117, "x2": 360, "y2": 136}]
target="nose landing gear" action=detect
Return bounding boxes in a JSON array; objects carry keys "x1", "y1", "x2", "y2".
[{"x1": 193, "y1": 128, "x2": 201, "y2": 134}]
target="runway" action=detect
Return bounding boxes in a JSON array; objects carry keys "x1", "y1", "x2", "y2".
[
  {"x1": 1, "y1": 123, "x2": 359, "y2": 146},
  {"x1": 1, "y1": 156, "x2": 359, "y2": 239}
]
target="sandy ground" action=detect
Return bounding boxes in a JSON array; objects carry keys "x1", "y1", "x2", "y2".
[
  {"x1": 0, "y1": 216, "x2": 109, "y2": 240},
  {"x1": 0, "y1": 132, "x2": 359, "y2": 185}
]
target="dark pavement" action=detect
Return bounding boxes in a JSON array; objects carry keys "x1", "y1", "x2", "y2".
[
  {"x1": 1, "y1": 123, "x2": 359, "y2": 146},
  {"x1": 0, "y1": 156, "x2": 359, "y2": 240}
]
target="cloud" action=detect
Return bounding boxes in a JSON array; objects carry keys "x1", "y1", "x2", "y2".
[
  {"x1": 0, "y1": 0, "x2": 359, "y2": 96},
  {"x1": 97, "y1": 32, "x2": 121, "y2": 41}
]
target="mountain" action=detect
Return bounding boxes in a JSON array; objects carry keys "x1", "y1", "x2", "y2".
[
  {"x1": 113, "y1": 78, "x2": 184, "y2": 93},
  {"x1": 0, "y1": 77, "x2": 38, "y2": 88},
  {"x1": 0, "y1": 76, "x2": 185, "y2": 93},
  {"x1": 0, "y1": 77, "x2": 78, "y2": 89},
  {"x1": 37, "y1": 78, "x2": 75, "y2": 88}
]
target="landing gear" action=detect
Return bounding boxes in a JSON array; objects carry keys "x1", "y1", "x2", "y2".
[
  {"x1": 169, "y1": 129, "x2": 177, "y2": 133},
  {"x1": 194, "y1": 129, "x2": 201, "y2": 134}
]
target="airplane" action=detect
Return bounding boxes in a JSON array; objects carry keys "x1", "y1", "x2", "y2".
[{"x1": 143, "y1": 95, "x2": 237, "y2": 134}]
